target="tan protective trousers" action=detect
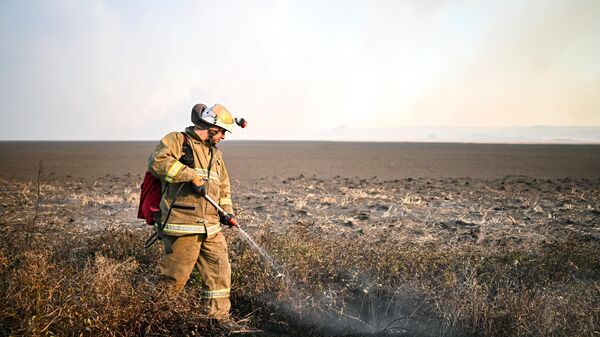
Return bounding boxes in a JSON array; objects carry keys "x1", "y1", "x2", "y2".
[{"x1": 158, "y1": 232, "x2": 231, "y2": 320}]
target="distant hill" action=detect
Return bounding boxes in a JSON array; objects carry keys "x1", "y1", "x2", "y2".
[{"x1": 315, "y1": 126, "x2": 600, "y2": 143}]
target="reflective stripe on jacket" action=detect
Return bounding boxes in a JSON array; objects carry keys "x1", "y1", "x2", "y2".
[
  {"x1": 148, "y1": 127, "x2": 234, "y2": 236},
  {"x1": 159, "y1": 222, "x2": 223, "y2": 236}
]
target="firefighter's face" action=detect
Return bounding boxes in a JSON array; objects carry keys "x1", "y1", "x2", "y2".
[{"x1": 209, "y1": 127, "x2": 226, "y2": 145}]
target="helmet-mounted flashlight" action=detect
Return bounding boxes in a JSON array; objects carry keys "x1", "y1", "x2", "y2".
[{"x1": 235, "y1": 118, "x2": 247, "y2": 128}]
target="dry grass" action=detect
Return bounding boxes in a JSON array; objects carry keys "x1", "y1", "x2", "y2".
[
  {"x1": 0, "y1": 175, "x2": 598, "y2": 336},
  {"x1": 0, "y1": 227, "x2": 226, "y2": 337},
  {"x1": 232, "y1": 226, "x2": 599, "y2": 336}
]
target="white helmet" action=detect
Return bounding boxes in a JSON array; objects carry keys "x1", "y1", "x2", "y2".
[{"x1": 191, "y1": 103, "x2": 235, "y2": 133}]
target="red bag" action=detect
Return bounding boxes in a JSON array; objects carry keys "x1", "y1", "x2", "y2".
[
  {"x1": 139, "y1": 132, "x2": 191, "y2": 227},
  {"x1": 137, "y1": 171, "x2": 162, "y2": 226}
]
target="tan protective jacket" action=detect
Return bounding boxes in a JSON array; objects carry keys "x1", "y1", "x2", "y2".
[{"x1": 148, "y1": 126, "x2": 233, "y2": 236}]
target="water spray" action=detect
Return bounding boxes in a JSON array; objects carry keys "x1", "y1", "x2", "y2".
[
  {"x1": 199, "y1": 189, "x2": 285, "y2": 278},
  {"x1": 236, "y1": 227, "x2": 286, "y2": 278}
]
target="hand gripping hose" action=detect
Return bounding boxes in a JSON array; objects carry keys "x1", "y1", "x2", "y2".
[{"x1": 197, "y1": 186, "x2": 239, "y2": 228}]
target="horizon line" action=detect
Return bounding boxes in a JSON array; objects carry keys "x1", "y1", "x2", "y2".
[{"x1": 1, "y1": 139, "x2": 600, "y2": 145}]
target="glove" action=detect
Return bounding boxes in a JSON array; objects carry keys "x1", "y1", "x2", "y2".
[
  {"x1": 192, "y1": 175, "x2": 206, "y2": 196},
  {"x1": 220, "y1": 213, "x2": 239, "y2": 228}
]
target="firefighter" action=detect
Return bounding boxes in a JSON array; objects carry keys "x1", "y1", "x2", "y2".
[{"x1": 148, "y1": 103, "x2": 238, "y2": 326}]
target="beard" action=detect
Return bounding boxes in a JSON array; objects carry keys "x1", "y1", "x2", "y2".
[{"x1": 208, "y1": 129, "x2": 218, "y2": 145}]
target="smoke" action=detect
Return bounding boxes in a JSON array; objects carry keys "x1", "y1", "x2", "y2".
[
  {"x1": 241, "y1": 245, "x2": 458, "y2": 337},
  {"x1": 313, "y1": 287, "x2": 452, "y2": 336},
  {"x1": 265, "y1": 281, "x2": 458, "y2": 336},
  {"x1": 403, "y1": 1, "x2": 600, "y2": 127},
  {"x1": 2, "y1": 1, "x2": 598, "y2": 140}
]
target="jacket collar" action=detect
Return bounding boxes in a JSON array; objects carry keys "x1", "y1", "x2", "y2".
[
  {"x1": 185, "y1": 126, "x2": 218, "y2": 149},
  {"x1": 185, "y1": 126, "x2": 201, "y2": 141}
]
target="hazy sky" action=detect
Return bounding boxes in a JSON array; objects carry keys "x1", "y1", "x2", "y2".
[{"x1": 1, "y1": 0, "x2": 599, "y2": 140}]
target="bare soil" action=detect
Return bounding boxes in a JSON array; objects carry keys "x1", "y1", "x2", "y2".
[{"x1": 1, "y1": 141, "x2": 599, "y2": 181}]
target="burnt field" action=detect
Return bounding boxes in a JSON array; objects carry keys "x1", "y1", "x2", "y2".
[{"x1": 0, "y1": 141, "x2": 599, "y2": 336}]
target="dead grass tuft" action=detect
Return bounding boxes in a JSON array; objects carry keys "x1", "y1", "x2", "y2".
[{"x1": 0, "y1": 227, "x2": 224, "y2": 337}]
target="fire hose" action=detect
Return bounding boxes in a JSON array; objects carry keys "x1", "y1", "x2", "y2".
[{"x1": 196, "y1": 186, "x2": 239, "y2": 228}]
